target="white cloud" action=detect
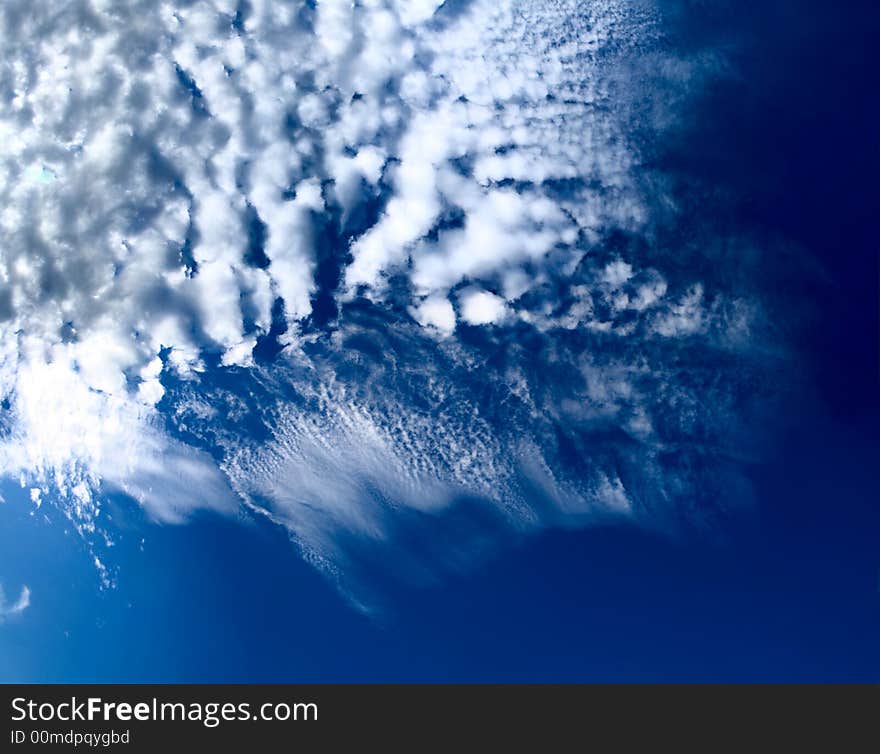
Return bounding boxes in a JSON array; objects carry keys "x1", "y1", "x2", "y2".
[
  {"x1": 0, "y1": 0, "x2": 762, "y2": 599},
  {"x1": 653, "y1": 284, "x2": 707, "y2": 338},
  {"x1": 411, "y1": 296, "x2": 457, "y2": 335},
  {"x1": 0, "y1": 584, "x2": 30, "y2": 621},
  {"x1": 216, "y1": 355, "x2": 632, "y2": 590},
  {"x1": 603, "y1": 260, "x2": 635, "y2": 288},
  {"x1": 0, "y1": 344, "x2": 238, "y2": 531},
  {"x1": 458, "y1": 289, "x2": 509, "y2": 326},
  {"x1": 345, "y1": 0, "x2": 655, "y2": 303}
]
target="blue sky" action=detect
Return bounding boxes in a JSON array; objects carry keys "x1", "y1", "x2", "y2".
[
  {"x1": 0, "y1": 0, "x2": 877, "y2": 682},
  {"x1": 1, "y1": 399, "x2": 877, "y2": 682}
]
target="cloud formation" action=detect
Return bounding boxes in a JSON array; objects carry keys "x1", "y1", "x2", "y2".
[
  {"x1": 0, "y1": 584, "x2": 30, "y2": 620},
  {"x1": 0, "y1": 0, "x2": 773, "y2": 597}
]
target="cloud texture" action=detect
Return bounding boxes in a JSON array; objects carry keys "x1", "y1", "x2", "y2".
[{"x1": 0, "y1": 0, "x2": 775, "y2": 596}]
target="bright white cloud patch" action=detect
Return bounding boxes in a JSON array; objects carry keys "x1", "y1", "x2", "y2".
[
  {"x1": 412, "y1": 296, "x2": 457, "y2": 335},
  {"x1": 458, "y1": 289, "x2": 508, "y2": 326},
  {"x1": 346, "y1": 0, "x2": 654, "y2": 300}
]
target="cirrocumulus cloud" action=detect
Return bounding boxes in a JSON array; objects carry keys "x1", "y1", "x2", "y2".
[{"x1": 0, "y1": 0, "x2": 774, "y2": 599}]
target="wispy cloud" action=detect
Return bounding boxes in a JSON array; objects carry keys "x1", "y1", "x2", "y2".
[{"x1": 0, "y1": 585, "x2": 30, "y2": 621}]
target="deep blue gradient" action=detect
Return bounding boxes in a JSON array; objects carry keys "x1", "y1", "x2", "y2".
[
  {"x1": 1, "y1": 0, "x2": 877, "y2": 682},
  {"x1": 1, "y1": 412, "x2": 876, "y2": 682}
]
